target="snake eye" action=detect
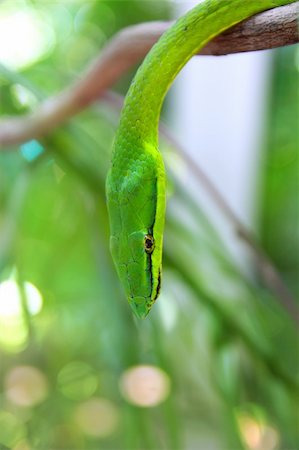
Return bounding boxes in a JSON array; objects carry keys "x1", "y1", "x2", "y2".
[{"x1": 144, "y1": 234, "x2": 155, "y2": 254}]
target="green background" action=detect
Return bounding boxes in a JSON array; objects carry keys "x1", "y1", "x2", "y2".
[{"x1": 0, "y1": 1, "x2": 298, "y2": 449}]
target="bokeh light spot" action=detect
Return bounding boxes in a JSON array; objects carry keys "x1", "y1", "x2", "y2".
[
  {"x1": 0, "y1": 279, "x2": 43, "y2": 318},
  {"x1": 119, "y1": 365, "x2": 171, "y2": 407},
  {"x1": 57, "y1": 361, "x2": 98, "y2": 401},
  {"x1": 0, "y1": 316, "x2": 28, "y2": 353},
  {"x1": 0, "y1": 7, "x2": 55, "y2": 69},
  {"x1": 4, "y1": 366, "x2": 49, "y2": 407},
  {"x1": 0, "y1": 276, "x2": 40, "y2": 351},
  {"x1": 238, "y1": 414, "x2": 280, "y2": 450},
  {"x1": 12, "y1": 84, "x2": 38, "y2": 109},
  {"x1": 12, "y1": 439, "x2": 31, "y2": 450},
  {"x1": 74, "y1": 398, "x2": 119, "y2": 438},
  {"x1": 0, "y1": 411, "x2": 26, "y2": 447},
  {"x1": 0, "y1": 279, "x2": 43, "y2": 317},
  {"x1": 0, "y1": 280, "x2": 22, "y2": 317}
]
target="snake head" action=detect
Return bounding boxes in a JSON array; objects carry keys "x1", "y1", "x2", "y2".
[{"x1": 109, "y1": 203, "x2": 163, "y2": 319}]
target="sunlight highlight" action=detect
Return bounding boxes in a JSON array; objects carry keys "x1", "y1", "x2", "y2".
[
  {"x1": 238, "y1": 414, "x2": 280, "y2": 450},
  {"x1": 0, "y1": 279, "x2": 43, "y2": 318},
  {"x1": 4, "y1": 366, "x2": 49, "y2": 407},
  {"x1": 74, "y1": 398, "x2": 119, "y2": 438},
  {"x1": 58, "y1": 361, "x2": 98, "y2": 401},
  {"x1": 0, "y1": 277, "x2": 43, "y2": 352},
  {"x1": 0, "y1": 7, "x2": 55, "y2": 69},
  {"x1": 0, "y1": 411, "x2": 26, "y2": 448}
]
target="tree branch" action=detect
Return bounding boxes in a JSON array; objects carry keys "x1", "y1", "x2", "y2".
[
  {"x1": 200, "y1": 1, "x2": 299, "y2": 55},
  {"x1": 0, "y1": 2, "x2": 298, "y2": 147}
]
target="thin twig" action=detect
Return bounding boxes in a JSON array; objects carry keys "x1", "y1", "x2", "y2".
[
  {"x1": 164, "y1": 131, "x2": 299, "y2": 324},
  {"x1": 0, "y1": 2, "x2": 298, "y2": 147}
]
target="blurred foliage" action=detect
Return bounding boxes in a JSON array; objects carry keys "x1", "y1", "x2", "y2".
[
  {"x1": 259, "y1": 46, "x2": 299, "y2": 298},
  {"x1": 0, "y1": 1, "x2": 298, "y2": 449}
]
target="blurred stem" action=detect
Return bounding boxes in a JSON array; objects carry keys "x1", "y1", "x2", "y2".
[
  {"x1": 0, "y1": 169, "x2": 30, "y2": 274},
  {"x1": 150, "y1": 319, "x2": 182, "y2": 449},
  {"x1": 224, "y1": 408, "x2": 246, "y2": 450},
  {"x1": 123, "y1": 404, "x2": 139, "y2": 450},
  {"x1": 136, "y1": 408, "x2": 157, "y2": 450},
  {"x1": 171, "y1": 134, "x2": 299, "y2": 324},
  {"x1": 165, "y1": 253, "x2": 299, "y2": 397},
  {"x1": 16, "y1": 268, "x2": 34, "y2": 341},
  {"x1": 211, "y1": 346, "x2": 246, "y2": 449}
]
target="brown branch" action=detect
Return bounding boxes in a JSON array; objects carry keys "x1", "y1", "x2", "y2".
[
  {"x1": 0, "y1": 2, "x2": 298, "y2": 148},
  {"x1": 200, "y1": 1, "x2": 299, "y2": 55}
]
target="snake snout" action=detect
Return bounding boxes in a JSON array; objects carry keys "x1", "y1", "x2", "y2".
[{"x1": 129, "y1": 296, "x2": 152, "y2": 319}]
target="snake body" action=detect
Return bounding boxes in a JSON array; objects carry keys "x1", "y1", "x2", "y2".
[{"x1": 106, "y1": 0, "x2": 294, "y2": 318}]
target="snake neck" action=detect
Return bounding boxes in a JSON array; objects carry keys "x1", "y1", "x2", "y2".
[{"x1": 114, "y1": 0, "x2": 293, "y2": 157}]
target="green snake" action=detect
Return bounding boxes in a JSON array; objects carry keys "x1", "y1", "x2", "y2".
[{"x1": 106, "y1": 0, "x2": 294, "y2": 319}]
